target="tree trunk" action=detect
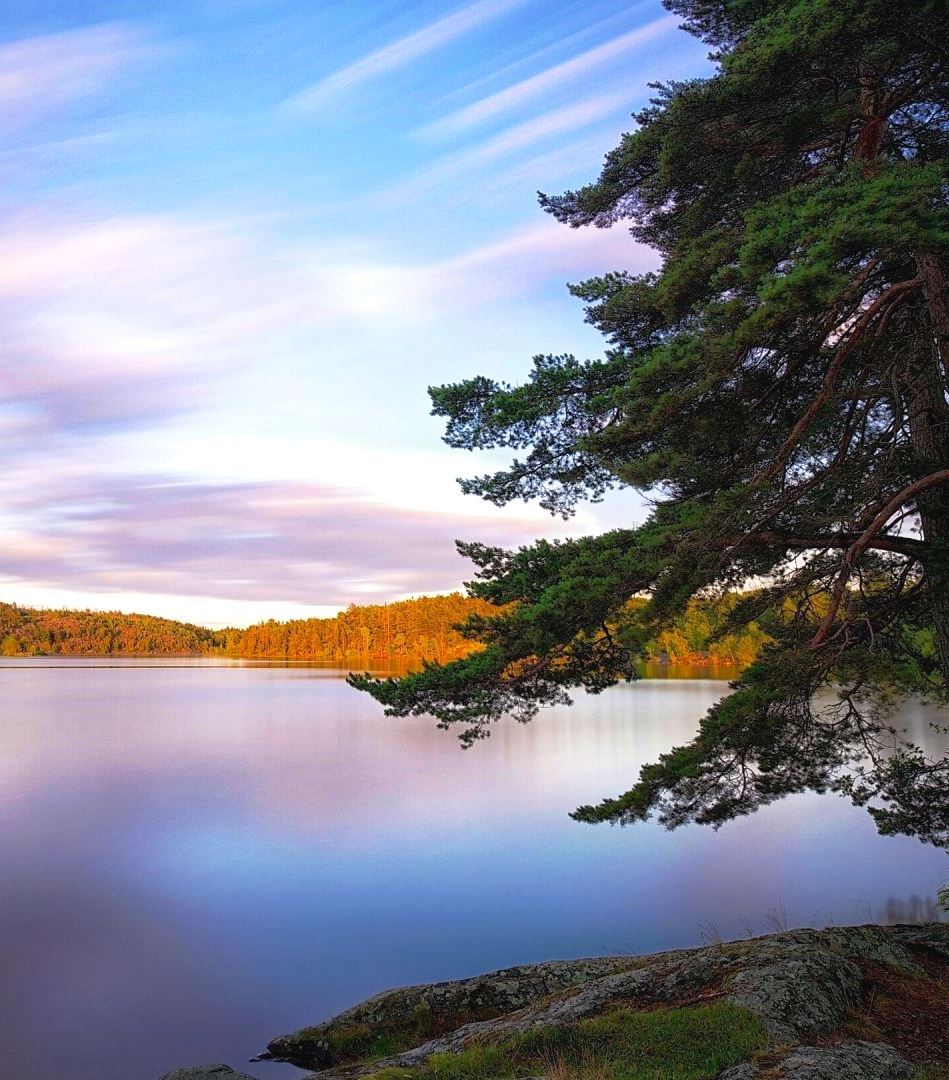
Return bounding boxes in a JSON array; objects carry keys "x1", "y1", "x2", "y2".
[{"x1": 911, "y1": 252, "x2": 949, "y2": 680}]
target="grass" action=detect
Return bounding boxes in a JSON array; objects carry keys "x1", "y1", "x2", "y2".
[
  {"x1": 292, "y1": 1001, "x2": 486, "y2": 1067},
  {"x1": 319, "y1": 1023, "x2": 408, "y2": 1062},
  {"x1": 368, "y1": 1001, "x2": 769, "y2": 1080}
]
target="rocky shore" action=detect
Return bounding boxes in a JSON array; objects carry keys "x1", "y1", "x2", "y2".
[{"x1": 162, "y1": 922, "x2": 949, "y2": 1080}]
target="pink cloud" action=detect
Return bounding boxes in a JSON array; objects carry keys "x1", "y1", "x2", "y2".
[
  {"x1": 0, "y1": 205, "x2": 649, "y2": 453},
  {"x1": 0, "y1": 473, "x2": 550, "y2": 606}
]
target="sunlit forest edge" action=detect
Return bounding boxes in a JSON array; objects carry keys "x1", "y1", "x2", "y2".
[{"x1": 0, "y1": 593, "x2": 768, "y2": 667}]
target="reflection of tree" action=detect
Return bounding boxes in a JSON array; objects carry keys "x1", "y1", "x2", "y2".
[{"x1": 880, "y1": 896, "x2": 948, "y2": 925}]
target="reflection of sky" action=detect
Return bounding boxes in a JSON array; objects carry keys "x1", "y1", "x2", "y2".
[
  {"x1": 0, "y1": 1, "x2": 711, "y2": 625},
  {"x1": 1, "y1": 664, "x2": 946, "y2": 1080}
]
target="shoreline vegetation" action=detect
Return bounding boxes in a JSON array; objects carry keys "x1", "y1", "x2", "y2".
[{"x1": 0, "y1": 593, "x2": 768, "y2": 668}]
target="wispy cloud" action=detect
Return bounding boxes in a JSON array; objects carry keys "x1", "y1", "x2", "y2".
[
  {"x1": 441, "y1": 218, "x2": 647, "y2": 276},
  {"x1": 0, "y1": 208, "x2": 337, "y2": 470},
  {"x1": 380, "y1": 91, "x2": 630, "y2": 204},
  {"x1": 0, "y1": 202, "x2": 647, "y2": 468},
  {"x1": 284, "y1": 211, "x2": 653, "y2": 326},
  {"x1": 0, "y1": 0, "x2": 709, "y2": 623},
  {"x1": 473, "y1": 127, "x2": 623, "y2": 198},
  {"x1": 417, "y1": 14, "x2": 676, "y2": 139},
  {"x1": 0, "y1": 23, "x2": 152, "y2": 129},
  {"x1": 0, "y1": 472, "x2": 551, "y2": 609},
  {"x1": 437, "y1": 9, "x2": 633, "y2": 108},
  {"x1": 283, "y1": 0, "x2": 528, "y2": 114}
]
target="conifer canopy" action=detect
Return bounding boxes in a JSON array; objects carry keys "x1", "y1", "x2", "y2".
[{"x1": 352, "y1": 0, "x2": 949, "y2": 847}]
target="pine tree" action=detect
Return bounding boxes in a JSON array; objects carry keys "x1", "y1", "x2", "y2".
[{"x1": 352, "y1": 0, "x2": 949, "y2": 847}]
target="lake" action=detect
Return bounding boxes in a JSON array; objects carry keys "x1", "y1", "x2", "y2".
[{"x1": 1, "y1": 659, "x2": 946, "y2": 1080}]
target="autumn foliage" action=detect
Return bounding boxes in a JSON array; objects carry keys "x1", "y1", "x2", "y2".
[
  {"x1": 0, "y1": 593, "x2": 767, "y2": 667},
  {"x1": 0, "y1": 603, "x2": 217, "y2": 656}
]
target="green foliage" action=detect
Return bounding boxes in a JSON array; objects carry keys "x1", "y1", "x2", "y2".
[
  {"x1": 317, "y1": 1024, "x2": 406, "y2": 1065},
  {"x1": 355, "y1": 0, "x2": 949, "y2": 846},
  {"x1": 368, "y1": 1001, "x2": 767, "y2": 1079}
]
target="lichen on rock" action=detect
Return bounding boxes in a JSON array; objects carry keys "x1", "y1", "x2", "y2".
[
  {"x1": 162, "y1": 923, "x2": 949, "y2": 1080},
  {"x1": 159, "y1": 1067, "x2": 261, "y2": 1080},
  {"x1": 252, "y1": 956, "x2": 636, "y2": 1071},
  {"x1": 718, "y1": 1040, "x2": 915, "y2": 1079}
]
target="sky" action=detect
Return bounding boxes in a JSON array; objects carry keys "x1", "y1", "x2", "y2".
[{"x1": 0, "y1": 0, "x2": 711, "y2": 627}]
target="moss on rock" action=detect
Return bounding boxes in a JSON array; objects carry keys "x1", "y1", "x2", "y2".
[{"x1": 235, "y1": 924, "x2": 949, "y2": 1080}]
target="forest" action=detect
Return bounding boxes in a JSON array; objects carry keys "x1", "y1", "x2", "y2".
[
  {"x1": 0, "y1": 592, "x2": 769, "y2": 666},
  {"x1": 0, "y1": 603, "x2": 219, "y2": 657}
]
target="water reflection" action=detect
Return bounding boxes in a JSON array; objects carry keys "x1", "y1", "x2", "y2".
[{"x1": 0, "y1": 661, "x2": 945, "y2": 1080}]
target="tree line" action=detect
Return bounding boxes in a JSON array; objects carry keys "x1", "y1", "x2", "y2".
[
  {"x1": 0, "y1": 593, "x2": 771, "y2": 666},
  {"x1": 0, "y1": 603, "x2": 218, "y2": 657},
  {"x1": 218, "y1": 594, "x2": 497, "y2": 663}
]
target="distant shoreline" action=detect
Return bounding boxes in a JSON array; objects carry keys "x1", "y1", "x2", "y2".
[{"x1": 0, "y1": 592, "x2": 762, "y2": 669}]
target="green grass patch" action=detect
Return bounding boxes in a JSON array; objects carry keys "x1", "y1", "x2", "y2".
[
  {"x1": 311, "y1": 1001, "x2": 498, "y2": 1067},
  {"x1": 320, "y1": 1022, "x2": 407, "y2": 1062},
  {"x1": 369, "y1": 1000, "x2": 768, "y2": 1079}
]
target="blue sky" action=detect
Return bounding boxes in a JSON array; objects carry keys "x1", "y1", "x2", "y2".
[{"x1": 0, "y1": 0, "x2": 710, "y2": 625}]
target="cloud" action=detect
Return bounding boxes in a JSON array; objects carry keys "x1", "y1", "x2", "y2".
[
  {"x1": 298, "y1": 214, "x2": 654, "y2": 321},
  {"x1": 0, "y1": 212, "x2": 273, "y2": 443},
  {"x1": 283, "y1": 0, "x2": 528, "y2": 114},
  {"x1": 417, "y1": 14, "x2": 677, "y2": 139},
  {"x1": 471, "y1": 127, "x2": 626, "y2": 199},
  {"x1": 0, "y1": 202, "x2": 649, "y2": 457},
  {"x1": 0, "y1": 198, "x2": 647, "y2": 627},
  {"x1": 0, "y1": 473, "x2": 554, "y2": 609},
  {"x1": 379, "y1": 92, "x2": 632, "y2": 205},
  {"x1": 434, "y1": 217, "x2": 655, "y2": 298},
  {"x1": 0, "y1": 23, "x2": 152, "y2": 129}
]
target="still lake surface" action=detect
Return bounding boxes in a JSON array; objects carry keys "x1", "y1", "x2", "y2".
[{"x1": 1, "y1": 659, "x2": 946, "y2": 1080}]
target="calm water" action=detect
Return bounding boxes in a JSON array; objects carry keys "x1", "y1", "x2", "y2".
[{"x1": 1, "y1": 660, "x2": 946, "y2": 1080}]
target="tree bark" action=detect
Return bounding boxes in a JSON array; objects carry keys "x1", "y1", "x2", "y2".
[
  {"x1": 851, "y1": 67, "x2": 949, "y2": 681},
  {"x1": 911, "y1": 252, "x2": 949, "y2": 679}
]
